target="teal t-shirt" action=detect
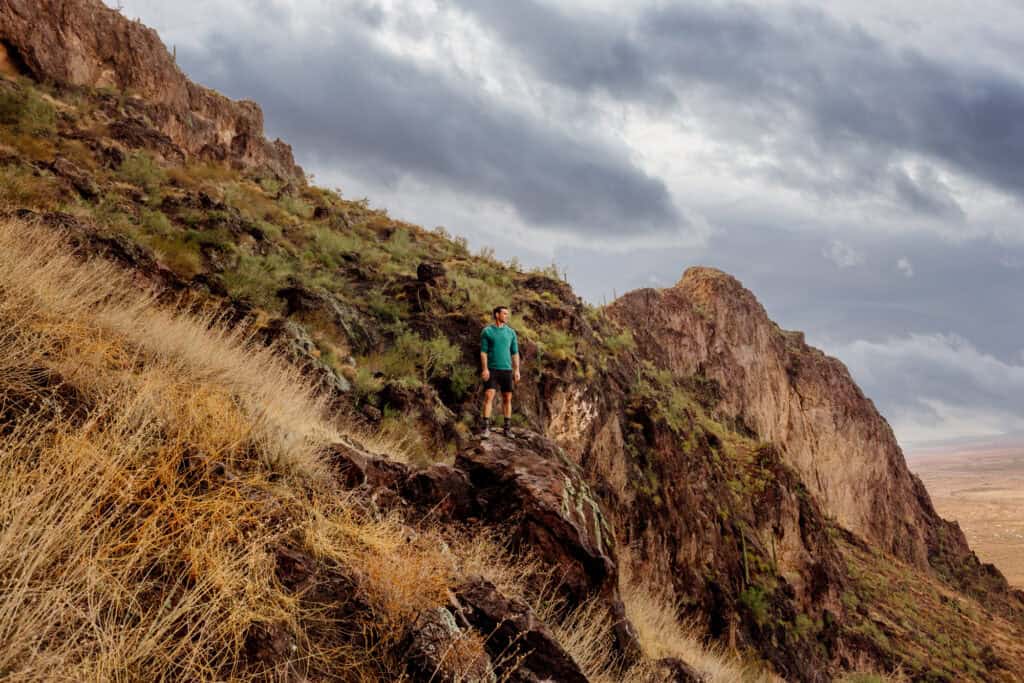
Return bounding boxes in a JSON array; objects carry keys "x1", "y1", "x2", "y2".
[{"x1": 481, "y1": 324, "x2": 519, "y2": 371}]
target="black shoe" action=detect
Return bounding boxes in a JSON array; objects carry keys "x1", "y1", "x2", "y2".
[
  {"x1": 502, "y1": 424, "x2": 513, "y2": 439},
  {"x1": 479, "y1": 419, "x2": 491, "y2": 439}
]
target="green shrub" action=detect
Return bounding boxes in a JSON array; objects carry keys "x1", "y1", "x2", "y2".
[
  {"x1": 739, "y1": 586, "x2": 770, "y2": 626},
  {"x1": 379, "y1": 331, "x2": 423, "y2": 384},
  {"x1": 538, "y1": 328, "x2": 576, "y2": 364},
  {"x1": 422, "y1": 335, "x2": 461, "y2": 380},
  {"x1": 221, "y1": 252, "x2": 294, "y2": 308},
  {"x1": 0, "y1": 164, "x2": 60, "y2": 209},
  {"x1": 148, "y1": 235, "x2": 202, "y2": 278},
  {"x1": 793, "y1": 613, "x2": 816, "y2": 639},
  {"x1": 604, "y1": 328, "x2": 636, "y2": 354},
  {"x1": 365, "y1": 291, "x2": 406, "y2": 324},
  {"x1": 351, "y1": 365, "x2": 385, "y2": 406},
  {"x1": 279, "y1": 194, "x2": 312, "y2": 218},
  {"x1": 118, "y1": 152, "x2": 167, "y2": 195},
  {"x1": 0, "y1": 87, "x2": 55, "y2": 134},
  {"x1": 380, "y1": 227, "x2": 417, "y2": 274},
  {"x1": 447, "y1": 363, "x2": 477, "y2": 403},
  {"x1": 310, "y1": 227, "x2": 360, "y2": 268},
  {"x1": 139, "y1": 208, "x2": 173, "y2": 236},
  {"x1": 254, "y1": 219, "x2": 283, "y2": 242}
]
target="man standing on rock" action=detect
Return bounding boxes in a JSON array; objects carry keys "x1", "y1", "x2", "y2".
[{"x1": 480, "y1": 306, "x2": 520, "y2": 438}]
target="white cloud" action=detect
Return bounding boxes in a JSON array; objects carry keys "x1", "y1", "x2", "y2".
[
  {"x1": 823, "y1": 240, "x2": 863, "y2": 269},
  {"x1": 897, "y1": 256, "x2": 914, "y2": 277}
]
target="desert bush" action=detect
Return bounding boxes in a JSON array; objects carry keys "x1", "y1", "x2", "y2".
[
  {"x1": 221, "y1": 251, "x2": 295, "y2": 309},
  {"x1": 0, "y1": 84, "x2": 56, "y2": 134},
  {"x1": 380, "y1": 226, "x2": 418, "y2": 274},
  {"x1": 223, "y1": 180, "x2": 291, "y2": 225},
  {"x1": 450, "y1": 270, "x2": 514, "y2": 316},
  {"x1": 365, "y1": 290, "x2": 406, "y2": 324},
  {"x1": 139, "y1": 206, "x2": 173, "y2": 236},
  {"x1": 604, "y1": 328, "x2": 636, "y2": 354},
  {"x1": 0, "y1": 163, "x2": 61, "y2": 209},
  {"x1": 310, "y1": 225, "x2": 360, "y2": 268},
  {"x1": 118, "y1": 151, "x2": 167, "y2": 195},
  {"x1": 538, "y1": 328, "x2": 576, "y2": 364},
  {"x1": 279, "y1": 193, "x2": 313, "y2": 219}
]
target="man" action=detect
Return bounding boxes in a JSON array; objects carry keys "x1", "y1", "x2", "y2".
[{"x1": 480, "y1": 305, "x2": 520, "y2": 438}]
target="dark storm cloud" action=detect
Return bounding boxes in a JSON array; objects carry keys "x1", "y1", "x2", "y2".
[
  {"x1": 176, "y1": 19, "x2": 680, "y2": 236},
  {"x1": 442, "y1": 0, "x2": 675, "y2": 107},
  {"x1": 454, "y1": 1, "x2": 1024, "y2": 212}
]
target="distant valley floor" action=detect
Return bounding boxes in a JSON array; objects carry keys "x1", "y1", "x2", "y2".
[{"x1": 910, "y1": 445, "x2": 1024, "y2": 588}]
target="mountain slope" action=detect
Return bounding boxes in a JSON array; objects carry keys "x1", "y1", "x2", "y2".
[{"x1": 1, "y1": 1, "x2": 1022, "y2": 681}]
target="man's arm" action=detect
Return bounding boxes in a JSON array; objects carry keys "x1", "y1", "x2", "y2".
[
  {"x1": 480, "y1": 329, "x2": 490, "y2": 380},
  {"x1": 510, "y1": 330, "x2": 520, "y2": 382}
]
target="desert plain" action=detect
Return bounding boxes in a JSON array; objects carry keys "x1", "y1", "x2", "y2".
[{"x1": 909, "y1": 443, "x2": 1024, "y2": 589}]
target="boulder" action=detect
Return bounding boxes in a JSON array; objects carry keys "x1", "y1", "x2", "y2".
[
  {"x1": 275, "y1": 283, "x2": 377, "y2": 355},
  {"x1": 404, "y1": 606, "x2": 496, "y2": 683},
  {"x1": 108, "y1": 116, "x2": 185, "y2": 163},
  {"x1": 456, "y1": 577, "x2": 587, "y2": 683},
  {"x1": 400, "y1": 464, "x2": 475, "y2": 520},
  {"x1": 417, "y1": 261, "x2": 446, "y2": 283},
  {"x1": 261, "y1": 318, "x2": 351, "y2": 396},
  {"x1": 323, "y1": 437, "x2": 409, "y2": 490},
  {"x1": 454, "y1": 432, "x2": 617, "y2": 606},
  {"x1": 51, "y1": 157, "x2": 99, "y2": 198},
  {"x1": 649, "y1": 658, "x2": 706, "y2": 683}
]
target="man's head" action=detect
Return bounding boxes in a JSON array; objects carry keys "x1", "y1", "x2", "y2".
[{"x1": 492, "y1": 306, "x2": 510, "y2": 324}]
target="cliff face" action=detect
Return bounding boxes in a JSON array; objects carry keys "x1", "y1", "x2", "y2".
[
  {"x1": 0, "y1": 0, "x2": 302, "y2": 181},
  {"x1": 605, "y1": 267, "x2": 962, "y2": 570}
]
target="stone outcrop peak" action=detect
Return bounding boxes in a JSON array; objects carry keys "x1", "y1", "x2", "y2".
[{"x1": 0, "y1": 0, "x2": 303, "y2": 181}]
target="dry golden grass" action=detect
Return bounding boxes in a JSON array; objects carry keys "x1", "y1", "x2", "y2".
[
  {"x1": 617, "y1": 570, "x2": 782, "y2": 683},
  {"x1": 529, "y1": 557, "x2": 782, "y2": 683},
  {"x1": 0, "y1": 218, "x2": 456, "y2": 680}
]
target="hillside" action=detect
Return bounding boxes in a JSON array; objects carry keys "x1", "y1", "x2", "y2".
[{"x1": 0, "y1": 1, "x2": 1023, "y2": 681}]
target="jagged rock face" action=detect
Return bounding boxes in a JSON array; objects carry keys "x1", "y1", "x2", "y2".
[
  {"x1": 0, "y1": 0, "x2": 303, "y2": 181},
  {"x1": 326, "y1": 430, "x2": 643, "y2": 667},
  {"x1": 607, "y1": 267, "x2": 966, "y2": 569}
]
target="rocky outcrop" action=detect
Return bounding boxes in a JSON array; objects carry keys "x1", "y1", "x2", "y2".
[
  {"x1": 456, "y1": 577, "x2": 588, "y2": 683},
  {"x1": 326, "y1": 430, "x2": 643, "y2": 666},
  {"x1": 607, "y1": 268, "x2": 959, "y2": 568},
  {"x1": 0, "y1": 0, "x2": 303, "y2": 181}
]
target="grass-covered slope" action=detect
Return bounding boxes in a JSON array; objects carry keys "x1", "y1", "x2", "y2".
[
  {"x1": 0, "y1": 74, "x2": 623, "y2": 460},
  {"x1": 0, "y1": 219, "x2": 783, "y2": 681}
]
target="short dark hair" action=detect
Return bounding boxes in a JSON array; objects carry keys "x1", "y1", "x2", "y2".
[{"x1": 492, "y1": 306, "x2": 509, "y2": 319}]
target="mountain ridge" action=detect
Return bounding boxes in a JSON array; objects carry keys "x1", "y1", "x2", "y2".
[{"x1": 0, "y1": 0, "x2": 303, "y2": 181}]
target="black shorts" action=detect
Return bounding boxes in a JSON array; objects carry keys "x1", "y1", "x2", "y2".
[{"x1": 485, "y1": 369, "x2": 514, "y2": 393}]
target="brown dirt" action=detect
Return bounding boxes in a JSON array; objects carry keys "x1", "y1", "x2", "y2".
[{"x1": 909, "y1": 445, "x2": 1024, "y2": 588}]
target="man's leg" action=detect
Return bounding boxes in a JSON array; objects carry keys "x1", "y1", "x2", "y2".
[
  {"x1": 502, "y1": 392, "x2": 513, "y2": 436},
  {"x1": 481, "y1": 388, "x2": 496, "y2": 435}
]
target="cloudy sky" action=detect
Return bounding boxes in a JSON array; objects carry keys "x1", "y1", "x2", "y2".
[{"x1": 105, "y1": 0, "x2": 1024, "y2": 450}]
